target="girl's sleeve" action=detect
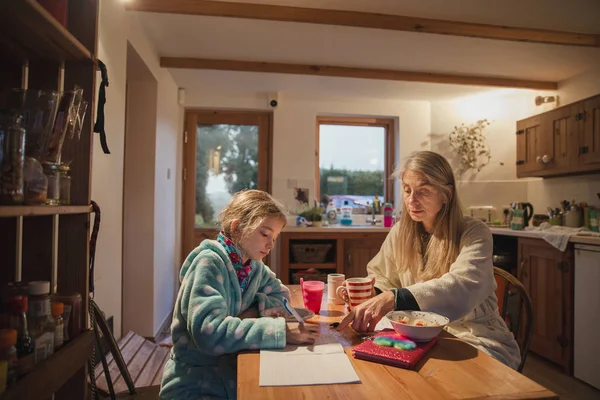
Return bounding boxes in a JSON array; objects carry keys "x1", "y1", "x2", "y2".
[
  {"x1": 253, "y1": 264, "x2": 291, "y2": 313},
  {"x1": 406, "y1": 221, "x2": 495, "y2": 322},
  {"x1": 182, "y1": 252, "x2": 286, "y2": 355}
]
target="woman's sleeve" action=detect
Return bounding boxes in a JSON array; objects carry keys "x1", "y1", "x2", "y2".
[
  {"x1": 366, "y1": 223, "x2": 402, "y2": 292},
  {"x1": 406, "y1": 221, "x2": 495, "y2": 322},
  {"x1": 182, "y1": 252, "x2": 286, "y2": 355},
  {"x1": 253, "y1": 264, "x2": 291, "y2": 313}
]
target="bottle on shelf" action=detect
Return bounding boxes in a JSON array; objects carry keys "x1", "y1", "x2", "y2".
[
  {"x1": 27, "y1": 281, "x2": 54, "y2": 364},
  {"x1": 7, "y1": 296, "x2": 34, "y2": 378},
  {"x1": 325, "y1": 200, "x2": 337, "y2": 225},
  {"x1": 383, "y1": 203, "x2": 394, "y2": 227},
  {"x1": 340, "y1": 200, "x2": 353, "y2": 226},
  {"x1": 51, "y1": 302, "x2": 64, "y2": 350}
]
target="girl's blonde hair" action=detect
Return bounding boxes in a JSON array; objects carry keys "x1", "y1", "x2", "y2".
[
  {"x1": 393, "y1": 151, "x2": 464, "y2": 281},
  {"x1": 219, "y1": 189, "x2": 288, "y2": 241}
]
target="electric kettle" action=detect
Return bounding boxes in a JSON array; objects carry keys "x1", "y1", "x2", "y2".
[{"x1": 511, "y1": 202, "x2": 534, "y2": 227}]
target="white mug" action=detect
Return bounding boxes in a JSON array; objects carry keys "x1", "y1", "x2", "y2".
[{"x1": 327, "y1": 273, "x2": 345, "y2": 304}]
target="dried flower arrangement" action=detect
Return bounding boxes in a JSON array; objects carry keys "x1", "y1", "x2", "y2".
[{"x1": 449, "y1": 119, "x2": 492, "y2": 174}]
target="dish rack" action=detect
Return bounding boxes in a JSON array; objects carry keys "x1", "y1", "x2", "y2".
[{"x1": 291, "y1": 243, "x2": 332, "y2": 264}]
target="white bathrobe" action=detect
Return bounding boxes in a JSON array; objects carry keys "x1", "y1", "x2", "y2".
[{"x1": 367, "y1": 216, "x2": 521, "y2": 370}]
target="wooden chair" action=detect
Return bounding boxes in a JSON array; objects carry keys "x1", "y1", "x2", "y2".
[{"x1": 493, "y1": 267, "x2": 534, "y2": 373}]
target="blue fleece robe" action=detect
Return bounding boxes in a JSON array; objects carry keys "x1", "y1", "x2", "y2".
[{"x1": 160, "y1": 239, "x2": 290, "y2": 399}]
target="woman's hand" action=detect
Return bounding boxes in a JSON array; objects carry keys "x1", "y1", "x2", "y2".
[
  {"x1": 238, "y1": 306, "x2": 259, "y2": 320},
  {"x1": 286, "y1": 323, "x2": 320, "y2": 345},
  {"x1": 336, "y1": 290, "x2": 395, "y2": 333}
]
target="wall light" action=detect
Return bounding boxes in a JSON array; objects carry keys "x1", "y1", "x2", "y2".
[{"x1": 535, "y1": 95, "x2": 558, "y2": 106}]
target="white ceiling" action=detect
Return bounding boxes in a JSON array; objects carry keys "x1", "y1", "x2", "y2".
[{"x1": 131, "y1": 0, "x2": 600, "y2": 101}]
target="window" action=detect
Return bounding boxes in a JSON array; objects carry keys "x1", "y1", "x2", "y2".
[{"x1": 316, "y1": 117, "x2": 395, "y2": 211}]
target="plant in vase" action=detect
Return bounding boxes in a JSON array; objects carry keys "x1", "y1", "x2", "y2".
[{"x1": 298, "y1": 206, "x2": 324, "y2": 227}]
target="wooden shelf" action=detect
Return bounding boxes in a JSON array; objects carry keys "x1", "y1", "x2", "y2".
[
  {"x1": 0, "y1": 0, "x2": 94, "y2": 62},
  {"x1": 0, "y1": 205, "x2": 92, "y2": 218},
  {"x1": 0, "y1": 330, "x2": 94, "y2": 400},
  {"x1": 289, "y1": 263, "x2": 337, "y2": 270}
]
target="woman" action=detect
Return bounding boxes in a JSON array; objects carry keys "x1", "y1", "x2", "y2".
[{"x1": 337, "y1": 151, "x2": 521, "y2": 369}]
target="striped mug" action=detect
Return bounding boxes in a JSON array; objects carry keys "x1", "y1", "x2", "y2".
[{"x1": 336, "y1": 277, "x2": 374, "y2": 310}]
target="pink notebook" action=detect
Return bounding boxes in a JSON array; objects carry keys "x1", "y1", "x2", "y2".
[{"x1": 352, "y1": 329, "x2": 438, "y2": 369}]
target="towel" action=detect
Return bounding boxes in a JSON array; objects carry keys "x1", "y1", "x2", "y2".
[{"x1": 525, "y1": 223, "x2": 596, "y2": 251}]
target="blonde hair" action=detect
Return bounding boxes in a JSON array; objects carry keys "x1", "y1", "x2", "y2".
[
  {"x1": 219, "y1": 189, "x2": 288, "y2": 242},
  {"x1": 393, "y1": 151, "x2": 464, "y2": 281}
]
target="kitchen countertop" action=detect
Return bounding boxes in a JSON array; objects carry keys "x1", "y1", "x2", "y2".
[
  {"x1": 489, "y1": 227, "x2": 600, "y2": 246},
  {"x1": 283, "y1": 225, "x2": 600, "y2": 245},
  {"x1": 283, "y1": 224, "x2": 390, "y2": 233}
]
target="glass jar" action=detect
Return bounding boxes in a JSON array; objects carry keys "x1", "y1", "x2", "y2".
[
  {"x1": 0, "y1": 113, "x2": 26, "y2": 205},
  {"x1": 51, "y1": 302, "x2": 64, "y2": 350},
  {"x1": 27, "y1": 281, "x2": 54, "y2": 364},
  {"x1": 43, "y1": 163, "x2": 61, "y2": 205},
  {"x1": 58, "y1": 165, "x2": 70, "y2": 205}
]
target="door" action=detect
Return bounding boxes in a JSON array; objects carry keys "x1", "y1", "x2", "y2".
[
  {"x1": 519, "y1": 238, "x2": 572, "y2": 369},
  {"x1": 182, "y1": 110, "x2": 273, "y2": 259},
  {"x1": 574, "y1": 244, "x2": 600, "y2": 389},
  {"x1": 546, "y1": 103, "x2": 580, "y2": 174},
  {"x1": 581, "y1": 95, "x2": 600, "y2": 165},
  {"x1": 516, "y1": 115, "x2": 545, "y2": 176}
]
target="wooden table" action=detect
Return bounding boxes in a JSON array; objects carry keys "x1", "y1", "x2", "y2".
[{"x1": 237, "y1": 285, "x2": 558, "y2": 399}]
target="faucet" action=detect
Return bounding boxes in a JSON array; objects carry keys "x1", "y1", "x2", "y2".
[{"x1": 366, "y1": 203, "x2": 381, "y2": 225}]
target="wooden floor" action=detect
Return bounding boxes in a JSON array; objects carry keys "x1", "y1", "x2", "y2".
[
  {"x1": 93, "y1": 331, "x2": 169, "y2": 398},
  {"x1": 523, "y1": 353, "x2": 600, "y2": 400}
]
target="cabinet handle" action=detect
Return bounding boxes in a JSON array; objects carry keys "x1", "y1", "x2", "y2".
[
  {"x1": 347, "y1": 253, "x2": 352, "y2": 268},
  {"x1": 519, "y1": 261, "x2": 527, "y2": 280}
]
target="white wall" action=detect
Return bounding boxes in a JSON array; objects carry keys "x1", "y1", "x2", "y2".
[
  {"x1": 528, "y1": 70, "x2": 600, "y2": 213},
  {"x1": 430, "y1": 89, "x2": 555, "y2": 215},
  {"x1": 94, "y1": 0, "x2": 180, "y2": 339},
  {"x1": 430, "y1": 71, "x2": 600, "y2": 219}
]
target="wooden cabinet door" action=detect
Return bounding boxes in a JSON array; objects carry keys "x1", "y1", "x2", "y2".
[
  {"x1": 519, "y1": 238, "x2": 573, "y2": 371},
  {"x1": 545, "y1": 104, "x2": 580, "y2": 174},
  {"x1": 516, "y1": 115, "x2": 545, "y2": 176},
  {"x1": 343, "y1": 238, "x2": 385, "y2": 279},
  {"x1": 581, "y1": 95, "x2": 600, "y2": 165}
]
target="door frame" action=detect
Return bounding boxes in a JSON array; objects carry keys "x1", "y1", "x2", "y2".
[{"x1": 181, "y1": 109, "x2": 273, "y2": 261}]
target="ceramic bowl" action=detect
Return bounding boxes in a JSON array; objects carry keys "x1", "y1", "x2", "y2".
[
  {"x1": 260, "y1": 306, "x2": 315, "y2": 322},
  {"x1": 385, "y1": 310, "x2": 449, "y2": 342}
]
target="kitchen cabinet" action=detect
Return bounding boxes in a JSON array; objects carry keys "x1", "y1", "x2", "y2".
[
  {"x1": 516, "y1": 93, "x2": 600, "y2": 178},
  {"x1": 518, "y1": 238, "x2": 573, "y2": 374},
  {"x1": 278, "y1": 231, "x2": 387, "y2": 284},
  {"x1": 581, "y1": 95, "x2": 600, "y2": 166},
  {"x1": 343, "y1": 238, "x2": 385, "y2": 278}
]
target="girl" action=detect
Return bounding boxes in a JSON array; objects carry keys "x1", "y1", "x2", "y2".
[
  {"x1": 160, "y1": 190, "x2": 319, "y2": 399},
  {"x1": 337, "y1": 151, "x2": 521, "y2": 370}
]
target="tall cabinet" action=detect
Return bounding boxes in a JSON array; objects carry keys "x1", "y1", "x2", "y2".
[{"x1": 0, "y1": 1, "x2": 98, "y2": 399}]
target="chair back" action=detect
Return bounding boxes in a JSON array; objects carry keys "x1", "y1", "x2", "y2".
[{"x1": 493, "y1": 267, "x2": 533, "y2": 373}]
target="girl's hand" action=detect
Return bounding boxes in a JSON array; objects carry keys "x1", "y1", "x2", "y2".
[
  {"x1": 336, "y1": 290, "x2": 395, "y2": 333},
  {"x1": 286, "y1": 323, "x2": 320, "y2": 345},
  {"x1": 238, "y1": 306, "x2": 259, "y2": 320}
]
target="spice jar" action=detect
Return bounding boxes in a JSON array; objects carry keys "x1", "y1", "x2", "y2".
[
  {"x1": 0, "y1": 113, "x2": 26, "y2": 205},
  {"x1": 58, "y1": 165, "x2": 70, "y2": 204},
  {"x1": 51, "y1": 292, "x2": 81, "y2": 341},
  {"x1": 0, "y1": 329, "x2": 17, "y2": 394},
  {"x1": 7, "y1": 296, "x2": 34, "y2": 378},
  {"x1": 43, "y1": 163, "x2": 61, "y2": 205},
  {"x1": 27, "y1": 281, "x2": 54, "y2": 364},
  {"x1": 51, "y1": 302, "x2": 64, "y2": 350}
]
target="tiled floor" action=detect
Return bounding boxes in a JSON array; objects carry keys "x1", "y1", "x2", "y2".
[{"x1": 523, "y1": 353, "x2": 600, "y2": 400}]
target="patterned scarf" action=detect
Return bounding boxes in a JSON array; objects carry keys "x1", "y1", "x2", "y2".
[{"x1": 217, "y1": 232, "x2": 252, "y2": 295}]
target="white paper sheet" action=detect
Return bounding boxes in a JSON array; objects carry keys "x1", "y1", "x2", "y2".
[{"x1": 259, "y1": 329, "x2": 361, "y2": 386}]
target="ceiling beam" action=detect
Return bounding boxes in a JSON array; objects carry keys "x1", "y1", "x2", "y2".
[
  {"x1": 160, "y1": 57, "x2": 558, "y2": 90},
  {"x1": 127, "y1": 0, "x2": 600, "y2": 47}
]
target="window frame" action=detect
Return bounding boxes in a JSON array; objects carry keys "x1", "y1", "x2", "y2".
[{"x1": 315, "y1": 116, "x2": 396, "y2": 207}]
